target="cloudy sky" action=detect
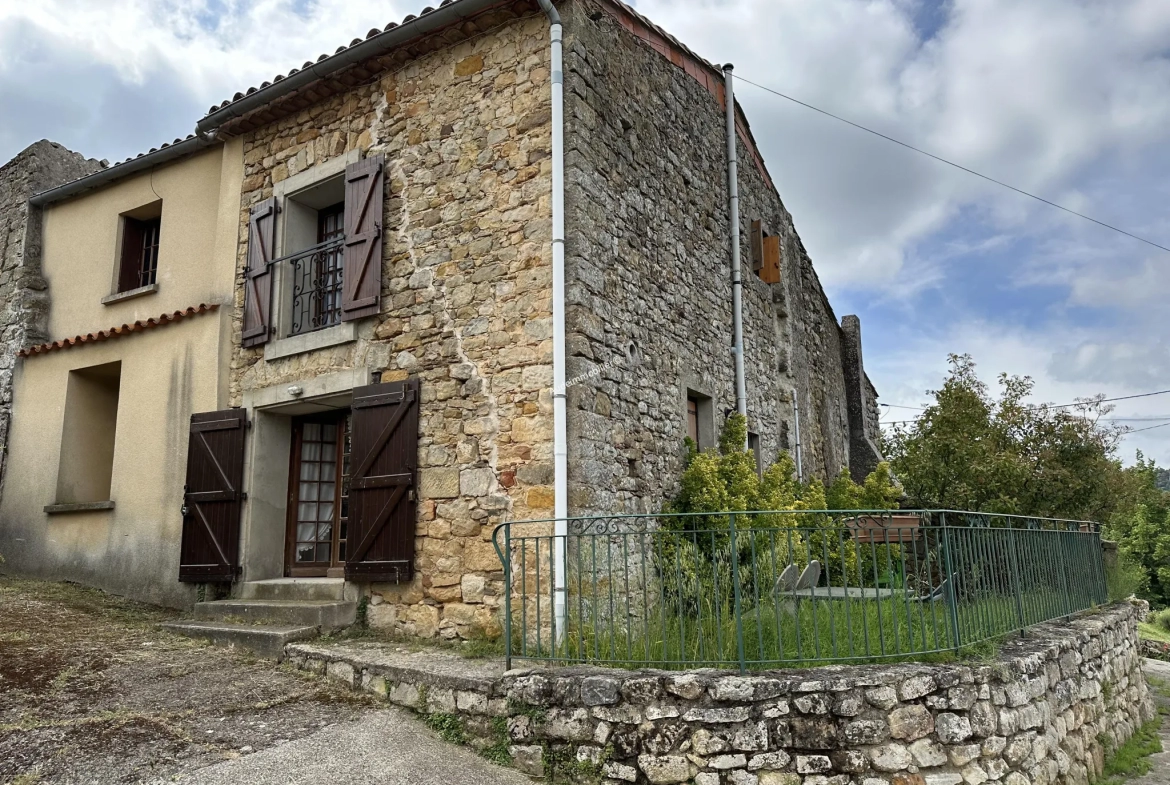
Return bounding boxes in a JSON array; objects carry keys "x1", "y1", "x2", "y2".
[{"x1": 1, "y1": 0, "x2": 1167, "y2": 463}]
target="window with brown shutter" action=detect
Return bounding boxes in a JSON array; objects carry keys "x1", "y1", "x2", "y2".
[
  {"x1": 242, "y1": 197, "x2": 277, "y2": 347},
  {"x1": 749, "y1": 219, "x2": 782, "y2": 284},
  {"x1": 341, "y1": 154, "x2": 385, "y2": 322},
  {"x1": 116, "y1": 203, "x2": 162, "y2": 293}
]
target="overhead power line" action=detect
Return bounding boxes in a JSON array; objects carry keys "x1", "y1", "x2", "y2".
[
  {"x1": 1124, "y1": 422, "x2": 1170, "y2": 435},
  {"x1": 734, "y1": 74, "x2": 1170, "y2": 255},
  {"x1": 880, "y1": 389, "x2": 1170, "y2": 416}
]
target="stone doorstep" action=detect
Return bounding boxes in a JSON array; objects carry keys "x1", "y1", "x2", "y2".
[
  {"x1": 286, "y1": 641, "x2": 504, "y2": 695},
  {"x1": 161, "y1": 620, "x2": 319, "y2": 659},
  {"x1": 193, "y1": 599, "x2": 357, "y2": 630}
]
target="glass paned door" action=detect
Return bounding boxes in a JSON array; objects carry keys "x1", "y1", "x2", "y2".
[{"x1": 287, "y1": 412, "x2": 350, "y2": 576}]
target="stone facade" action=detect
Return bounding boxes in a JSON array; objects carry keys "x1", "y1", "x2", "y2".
[
  {"x1": 227, "y1": 13, "x2": 556, "y2": 640},
  {"x1": 292, "y1": 601, "x2": 1152, "y2": 785},
  {"x1": 0, "y1": 141, "x2": 103, "y2": 484},
  {"x1": 560, "y1": 0, "x2": 881, "y2": 516}
]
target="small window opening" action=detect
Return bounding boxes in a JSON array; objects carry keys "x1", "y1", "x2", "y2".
[
  {"x1": 748, "y1": 432, "x2": 762, "y2": 477},
  {"x1": 117, "y1": 202, "x2": 162, "y2": 292},
  {"x1": 55, "y1": 362, "x2": 121, "y2": 504},
  {"x1": 281, "y1": 176, "x2": 346, "y2": 336},
  {"x1": 685, "y1": 390, "x2": 714, "y2": 452}
]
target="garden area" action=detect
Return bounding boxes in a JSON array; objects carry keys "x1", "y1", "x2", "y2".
[{"x1": 497, "y1": 355, "x2": 1166, "y2": 671}]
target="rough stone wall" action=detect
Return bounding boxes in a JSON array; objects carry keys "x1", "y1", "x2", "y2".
[
  {"x1": 561, "y1": 0, "x2": 865, "y2": 517},
  {"x1": 293, "y1": 601, "x2": 1152, "y2": 785},
  {"x1": 228, "y1": 13, "x2": 554, "y2": 640},
  {"x1": 0, "y1": 141, "x2": 103, "y2": 483}
]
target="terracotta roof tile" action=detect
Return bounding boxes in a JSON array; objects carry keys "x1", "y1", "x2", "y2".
[{"x1": 19, "y1": 304, "x2": 220, "y2": 357}]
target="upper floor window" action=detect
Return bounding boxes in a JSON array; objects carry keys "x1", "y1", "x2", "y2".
[
  {"x1": 116, "y1": 202, "x2": 162, "y2": 294},
  {"x1": 241, "y1": 154, "x2": 385, "y2": 350}
]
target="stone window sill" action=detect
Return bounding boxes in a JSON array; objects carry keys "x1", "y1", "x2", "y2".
[
  {"x1": 264, "y1": 321, "x2": 357, "y2": 362},
  {"x1": 45, "y1": 500, "x2": 115, "y2": 514},
  {"x1": 102, "y1": 284, "x2": 158, "y2": 305}
]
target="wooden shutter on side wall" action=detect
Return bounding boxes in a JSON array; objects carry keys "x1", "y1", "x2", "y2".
[
  {"x1": 761, "y1": 235, "x2": 782, "y2": 284},
  {"x1": 242, "y1": 197, "x2": 276, "y2": 347},
  {"x1": 750, "y1": 219, "x2": 764, "y2": 273},
  {"x1": 341, "y1": 154, "x2": 385, "y2": 321},
  {"x1": 345, "y1": 377, "x2": 418, "y2": 582},
  {"x1": 179, "y1": 409, "x2": 246, "y2": 582}
]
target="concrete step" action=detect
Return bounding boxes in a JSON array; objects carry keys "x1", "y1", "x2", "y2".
[
  {"x1": 193, "y1": 599, "x2": 357, "y2": 629},
  {"x1": 161, "y1": 621, "x2": 318, "y2": 658},
  {"x1": 237, "y1": 578, "x2": 350, "y2": 602}
]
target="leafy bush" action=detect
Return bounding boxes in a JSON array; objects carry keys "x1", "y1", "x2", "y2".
[{"x1": 660, "y1": 414, "x2": 899, "y2": 610}]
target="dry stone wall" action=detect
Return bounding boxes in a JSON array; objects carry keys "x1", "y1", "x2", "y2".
[
  {"x1": 228, "y1": 13, "x2": 554, "y2": 640},
  {"x1": 0, "y1": 141, "x2": 103, "y2": 484},
  {"x1": 292, "y1": 602, "x2": 1151, "y2": 785}
]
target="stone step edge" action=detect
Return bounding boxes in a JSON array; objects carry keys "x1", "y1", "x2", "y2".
[
  {"x1": 285, "y1": 642, "x2": 501, "y2": 697},
  {"x1": 162, "y1": 620, "x2": 321, "y2": 636}
]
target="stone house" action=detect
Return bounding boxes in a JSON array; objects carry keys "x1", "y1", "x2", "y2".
[{"x1": 0, "y1": 0, "x2": 881, "y2": 639}]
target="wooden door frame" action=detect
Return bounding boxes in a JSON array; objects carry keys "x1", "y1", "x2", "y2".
[{"x1": 283, "y1": 410, "x2": 348, "y2": 578}]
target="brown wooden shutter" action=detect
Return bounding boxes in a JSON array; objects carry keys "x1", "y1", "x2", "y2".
[
  {"x1": 761, "y1": 235, "x2": 782, "y2": 284},
  {"x1": 118, "y1": 217, "x2": 146, "y2": 293},
  {"x1": 341, "y1": 154, "x2": 385, "y2": 322},
  {"x1": 179, "y1": 409, "x2": 246, "y2": 582},
  {"x1": 242, "y1": 197, "x2": 276, "y2": 347},
  {"x1": 750, "y1": 219, "x2": 764, "y2": 273},
  {"x1": 345, "y1": 377, "x2": 418, "y2": 582}
]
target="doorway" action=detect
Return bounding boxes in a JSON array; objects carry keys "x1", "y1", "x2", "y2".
[{"x1": 285, "y1": 411, "x2": 351, "y2": 577}]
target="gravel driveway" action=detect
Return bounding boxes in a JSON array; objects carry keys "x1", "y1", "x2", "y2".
[{"x1": 0, "y1": 577, "x2": 524, "y2": 785}]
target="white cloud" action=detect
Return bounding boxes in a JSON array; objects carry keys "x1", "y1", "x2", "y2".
[{"x1": 1, "y1": 0, "x2": 1166, "y2": 467}]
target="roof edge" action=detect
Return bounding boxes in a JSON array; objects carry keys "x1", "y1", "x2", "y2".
[
  {"x1": 29, "y1": 135, "x2": 217, "y2": 208},
  {"x1": 195, "y1": 0, "x2": 510, "y2": 136}
]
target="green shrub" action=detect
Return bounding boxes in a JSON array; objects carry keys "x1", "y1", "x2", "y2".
[
  {"x1": 1106, "y1": 555, "x2": 1149, "y2": 603},
  {"x1": 1154, "y1": 608, "x2": 1170, "y2": 633}
]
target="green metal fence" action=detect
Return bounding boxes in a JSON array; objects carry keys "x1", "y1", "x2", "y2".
[{"x1": 490, "y1": 510, "x2": 1107, "y2": 672}]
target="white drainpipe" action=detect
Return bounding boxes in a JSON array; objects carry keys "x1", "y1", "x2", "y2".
[
  {"x1": 538, "y1": 0, "x2": 567, "y2": 643},
  {"x1": 724, "y1": 64, "x2": 748, "y2": 441}
]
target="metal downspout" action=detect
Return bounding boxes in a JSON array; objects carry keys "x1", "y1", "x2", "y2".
[
  {"x1": 724, "y1": 65, "x2": 748, "y2": 443},
  {"x1": 537, "y1": 0, "x2": 568, "y2": 644}
]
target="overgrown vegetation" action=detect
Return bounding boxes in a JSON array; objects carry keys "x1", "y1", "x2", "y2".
[
  {"x1": 1096, "y1": 715, "x2": 1163, "y2": 785},
  {"x1": 421, "y1": 712, "x2": 467, "y2": 745},
  {"x1": 884, "y1": 354, "x2": 1170, "y2": 607}
]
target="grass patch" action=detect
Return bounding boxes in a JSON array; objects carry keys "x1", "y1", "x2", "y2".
[
  {"x1": 480, "y1": 716, "x2": 513, "y2": 767},
  {"x1": 421, "y1": 712, "x2": 466, "y2": 745},
  {"x1": 526, "y1": 589, "x2": 1063, "y2": 670},
  {"x1": 1141, "y1": 622, "x2": 1170, "y2": 644},
  {"x1": 1097, "y1": 715, "x2": 1163, "y2": 785}
]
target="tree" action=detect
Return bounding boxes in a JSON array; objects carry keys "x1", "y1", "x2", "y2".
[
  {"x1": 1107, "y1": 454, "x2": 1170, "y2": 604},
  {"x1": 883, "y1": 354, "x2": 1125, "y2": 520}
]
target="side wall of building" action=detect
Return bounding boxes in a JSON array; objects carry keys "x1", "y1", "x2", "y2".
[
  {"x1": 561, "y1": 0, "x2": 869, "y2": 515},
  {"x1": 0, "y1": 142, "x2": 242, "y2": 607},
  {"x1": 227, "y1": 14, "x2": 554, "y2": 639},
  {"x1": 0, "y1": 141, "x2": 103, "y2": 483}
]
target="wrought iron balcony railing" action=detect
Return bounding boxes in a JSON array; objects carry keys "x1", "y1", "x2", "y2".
[{"x1": 273, "y1": 238, "x2": 345, "y2": 336}]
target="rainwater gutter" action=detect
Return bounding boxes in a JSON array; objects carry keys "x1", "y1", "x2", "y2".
[
  {"x1": 536, "y1": 0, "x2": 568, "y2": 644},
  {"x1": 723, "y1": 64, "x2": 748, "y2": 443}
]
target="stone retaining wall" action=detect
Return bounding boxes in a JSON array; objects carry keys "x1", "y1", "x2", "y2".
[{"x1": 288, "y1": 601, "x2": 1151, "y2": 785}]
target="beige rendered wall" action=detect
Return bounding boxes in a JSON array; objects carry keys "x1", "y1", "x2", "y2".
[
  {"x1": 0, "y1": 139, "x2": 243, "y2": 607},
  {"x1": 40, "y1": 142, "x2": 243, "y2": 340},
  {"x1": 0, "y1": 314, "x2": 228, "y2": 607}
]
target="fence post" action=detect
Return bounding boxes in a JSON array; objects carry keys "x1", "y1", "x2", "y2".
[
  {"x1": 729, "y1": 512, "x2": 747, "y2": 674},
  {"x1": 503, "y1": 524, "x2": 513, "y2": 671},
  {"x1": 941, "y1": 515, "x2": 962, "y2": 653},
  {"x1": 1058, "y1": 524, "x2": 1074, "y2": 620},
  {"x1": 1006, "y1": 526, "x2": 1026, "y2": 637}
]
